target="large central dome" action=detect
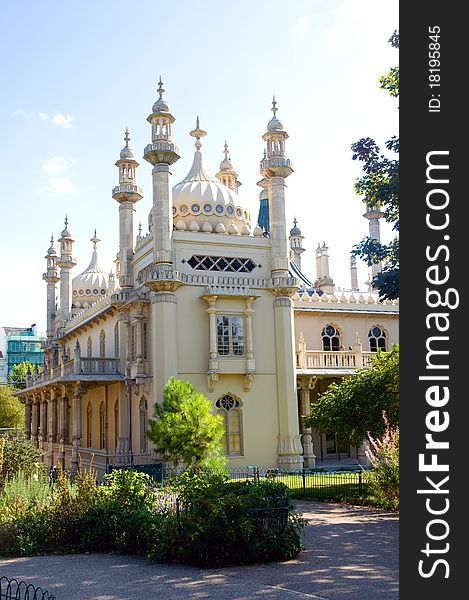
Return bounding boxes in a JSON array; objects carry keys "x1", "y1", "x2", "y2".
[{"x1": 172, "y1": 121, "x2": 254, "y2": 236}]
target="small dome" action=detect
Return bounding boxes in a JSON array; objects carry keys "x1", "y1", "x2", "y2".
[
  {"x1": 72, "y1": 232, "x2": 109, "y2": 307},
  {"x1": 60, "y1": 216, "x2": 71, "y2": 239},
  {"x1": 267, "y1": 116, "x2": 284, "y2": 132},
  {"x1": 290, "y1": 219, "x2": 302, "y2": 236},
  {"x1": 152, "y1": 77, "x2": 170, "y2": 113},
  {"x1": 119, "y1": 128, "x2": 135, "y2": 159},
  {"x1": 47, "y1": 235, "x2": 57, "y2": 256}
]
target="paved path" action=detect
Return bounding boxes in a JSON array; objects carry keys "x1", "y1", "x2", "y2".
[{"x1": 0, "y1": 501, "x2": 399, "y2": 600}]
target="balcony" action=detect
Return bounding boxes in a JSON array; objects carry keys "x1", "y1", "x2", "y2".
[
  {"x1": 23, "y1": 357, "x2": 123, "y2": 390},
  {"x1": 296, "y1": 349, "x2": 375, "y2": 375}
]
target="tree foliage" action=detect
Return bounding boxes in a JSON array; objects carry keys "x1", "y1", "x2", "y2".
[
  {"x1": 146, "y1": 377, "x2": 226, "y2": 471},
  {"x1": 7, "y1": 362, "x2": 42, "y2": 390},
  {"x1": 0, "y1": 386, "x2": 25, "y2": 429},
  {"x1": 304, "y1": 345, "x2": 399, "y2": 447},
  {"x1": 351, "y1": 30, "x2": 399, "y2": 300}
]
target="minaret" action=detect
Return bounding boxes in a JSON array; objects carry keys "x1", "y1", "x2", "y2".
[
  {"x1": 260, "y1": 97, "x2": 303, "y2": 471},
  {"x1": 363, "y1": 203, "x2": 385, "y2": 281},
  {"x1": 289, "y1": 218, "x2": 305, "y2": 271},
  {"x1": 143, "y1": 76, "x2": 180, "y2": 266},
  {"x1": 215, "y1": 141, "x2": 241, "y2": 192},
  {"x1": 260, "y1": 96, "x2": 293, "y2": 279},
  {"x1": 314, "y1": 242, "x2": 334, "y2": 293},
  {"x1": 112, "y1": 128, "x2": 143, "y2": 288},
  {"x1": 57, "y1": 217, "x2": 76, "y2": 324},
  {"x1": 42, "y1": 235, "x2": 60, "y2": 339},
  {"x1": 350, "y1": 254, "x2": 359, "y2": 291}
]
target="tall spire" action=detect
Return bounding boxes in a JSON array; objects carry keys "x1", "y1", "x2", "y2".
[
  {"x1": 43, "y1": 233, "x2": 60, "y2": 339},
  {"x1": 57, "y1": 216, "x2": 76, "y2": 324}
]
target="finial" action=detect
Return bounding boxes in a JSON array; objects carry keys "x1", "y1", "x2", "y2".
[
  {"x1": 293, "y1": 217, "x2": 297, "y2": 227},
  {"x1": 64, "y1": 215, "x2": 68, "y2": 228},
  {"x1": 90, "y1": 229, "x2": 101, "y2": 250},
  {"x1": 50, "y1": 234, "x2": 54, "y2": 245},
  {"x1": 138, "y1": 221, "x2": 142, "y2": 237},
  {"x1": 190, "y1": 116, "x2": 207, "y2": 150},
  {"x1": 224, "y1": 139, "x2": 229, "y2": 158},
  {"x1": 272, "y1": 95, "x2": 278, "y2": 116},
  {"x1": 124, "y1": 127, "x2": 130, "y2": 146},
  {"x1": 157, "y1": 76, "x2": 165, "y2": 98}
]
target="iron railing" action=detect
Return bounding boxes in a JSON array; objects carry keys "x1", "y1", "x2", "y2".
[{"x1": 0, "y1": 577, "x2": 56, "y2": 600}]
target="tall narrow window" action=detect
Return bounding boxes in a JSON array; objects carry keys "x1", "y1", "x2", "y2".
[
  {"x1": 139, "y1": 397, "x2": 148, "y2": 453},
  {"x1": 87, "y1": 336, "x2": 92, "y2": 358},
  {"x1": 114, "y1": 400, "x2": 119, "y2": 452},
  {"x1": 114, "y1": 322, "x2": 119, "y2": 358},
  {"x1": 216, "y1": 394, "x2": 243, "y2": 455},
  {"x1": 321, "y1": 325, "x2": 341, "y2": 351},
  {"x1": 368, "y1": 326, "x2": 387, "y2": 352},
  {"x1": 99, "y1": 330, "x2": 105, "y2": 358},
  {"x1": 142, "y1": 322, "x2": 148, "y2": 360},
  {"x1": 86, "y1": 402, "x2": 92, "y2": 447},
  {"x1": 130, "y1": 324, "x2": 137, "y2": 362},
  {"x1": 99, "y1": 402, "x2": 105, "y2": 449},
  {"x1": 216, "y1": 316, "x2": 245, "y2": 356}
]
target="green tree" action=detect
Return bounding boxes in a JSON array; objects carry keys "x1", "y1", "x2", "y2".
[
  {"x1": 8, "y1": 361, "x2": 42, "y2": 390},
  {"x1": 0, "y1": 386, "x2": 25, "y2": 429},
  {"x1": 304, "y1": 345, "x2": 399, "y2": 447},
  {"x1": 146, "y1": 377, "x2": 226, "y2": 471},
  {"x1": 351, "y1": 30, "x2": 399, "y2": 300}
]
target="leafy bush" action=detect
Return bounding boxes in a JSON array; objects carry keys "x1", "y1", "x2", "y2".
[
  {"x1": 148, "y1": 472, "x2": 305, "y2": 566},
  {"x1": 366, "y1": 421, "x2": 399, "y2": 511},
  {"x1": 0, "y1": 438, "x2": 45, "y2": 482}
]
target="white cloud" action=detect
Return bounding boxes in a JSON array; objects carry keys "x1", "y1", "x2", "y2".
[
  {"x1": 51, "y1": 113, "x2": 74, "y2": 128},
  {"x1": 297, "y1": 16, "x2": 311, "y2": 38},
  {"x1": 48, "y1": 178, "x2": 76, "y2": 193},
  {"x1": 42, "y1": 156, "x2": 72, "y2": 175},
  {"x1": 12, "y1": 109, "x2": 74, "y2": 128}
]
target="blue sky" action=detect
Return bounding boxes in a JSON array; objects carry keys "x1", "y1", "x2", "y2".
[{"x1": 0, "y1": 0, "x2": 399, "y2": 334}]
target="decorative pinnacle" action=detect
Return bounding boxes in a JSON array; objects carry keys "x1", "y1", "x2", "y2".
[
  {"x1": 272, "y1": 95, "x2": 278, "y2": 116},
  {"x1": 293, "y1": 217, "x2": 297, "y2": 227},
  {"x1": 157, "y1": 76, "x2": 165, "y2": 98},
  {"x1": 90, "y1": 229, "x2": 101, "y2": 250},
  {"x1": 190, "y1": 115, "x2": 207, "y2": 150},
  {"x1": 64, "y1": 215, "x2": 68, "y2": 229},
  {"x1": 50, "y1": 234, "x2": 54, "y2": 245},
  {"x1": 138, "y1": 221, "x2": 142, "y2": 237},
  {"x1": 224, "y1": 139, "x2": 229, "y2": 159},
  {"x1": 124, "y1": 127, "x2": 130, "y2": 146}
]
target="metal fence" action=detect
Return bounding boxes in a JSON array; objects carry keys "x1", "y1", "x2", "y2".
[{"x1": 0, "y1": 577, "x2": 56, "y2": 600}]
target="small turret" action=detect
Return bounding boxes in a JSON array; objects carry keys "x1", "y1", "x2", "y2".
[
  {"x1": 289, "y1": 218, "x2": 305, "y2": 271},
  {"x1": 42, "y1": 235, "x2": 60, "y2": 339},
  {"x1": 216, "y1": 141, "x2": 241, "y2": 192},
  {"x1": 314, "y1": 242, "x2": 334, "y2": 293},
  {"x1": 57, "y1": 216, "x2": 76, "y2": 324}
]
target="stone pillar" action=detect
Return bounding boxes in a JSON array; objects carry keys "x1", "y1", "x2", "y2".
[
  {"x1": 151, "y1": 290, "x2": 179, "y2": 404},
  {"x1": 39, "y1": 394, "x2": 47, "y2": 445},
  {"x1": 273, "y1": 295, "x2": 303, "y2": 471},
  {"x1": 31, "y1": 397, "x2": 39, "y2": 444},
  {"x1": 244, "y1": 297, "x2": 255, "y2": 367},
  {"x1": 70, "y1": 385, "x2": 85, "y2": 471},
  {"x1": 152, "y1": 164, "x2": 174, "y2": 264},
  {"x1": 49, "y1": 390, "x2": 58, "y2": 443},
  {"x1": 116, "y1": 384, "x2": 130, "y2": 454},
  {"x1": 268, "y1": 177, "x2": 290, "y2": 278},
  {"x1": 24, "y1": 399, "x2": 32, "y2": 440},
  {"x1": 299, "y1": 379, "x2": 317, "y2": 469}
]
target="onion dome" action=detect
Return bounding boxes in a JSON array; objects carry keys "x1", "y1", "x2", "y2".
[
  {"x1": 172, "y1": 118, "x2": 252, "y2": 235},
  {"x1": 267, "y1": 96, "x2": 283, "y2": 132},
  {"x1": 72, "y1": 231, "x2": 109, "y2": 308},
  {"x1": 47, "y1": 234, "x2": 57, "y2": 256},
  {"x1": 119, "y1": 127, "x2": 135, "y2": 160},
  {"x1": 60, "y1": 215, "x2": 72, "y2": 239},
  {"x1": 152, "y1": 76, "x2": 170, "y2": 113},
  {"x1": 290, "y1": 218, "x2": 302, "y2": 236}
]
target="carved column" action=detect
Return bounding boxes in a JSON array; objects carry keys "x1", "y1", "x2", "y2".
[
  {"x1": 299, "y1": 377, "x2": 317, "y2": 469},
  {"x1": 24, "y1": 397, "x2": 32, "y2": 440},
  {"x1": 31, "y1": 396, "x2": 39, "y2": 445},
  {"x1": 116, "y1": 383, "x2": 130, "y2": 454},
  {"x1": 49, "y1": 388, "x2": 58, "y2": 443},
  {"x1": 70, "y1": 384, "x2": 85, "y2": 471},
  {"x1": 39, "y1": 392, "x2": 47, "y2": 446}
]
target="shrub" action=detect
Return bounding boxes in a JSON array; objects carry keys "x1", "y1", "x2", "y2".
[
  {"x1": 148, "y1": 472, "x2": 305, "y2": 566},
  {"x1": 366, "y1": 422, "x2": 399, "y2": 511},
  {"x1": 1, "y1": 438, "x2": 45, "y2": 483}
]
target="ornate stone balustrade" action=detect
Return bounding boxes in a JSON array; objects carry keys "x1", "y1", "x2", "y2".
[
  {"x1": 294, "y1": 289, "x2": 399, "y2": 309},
  {"x1": 298, "y1": 350, "x2": 375, "y2": 370},
  {"x1": 24, "y1": 357, "x2": 122, "y2": 389}
]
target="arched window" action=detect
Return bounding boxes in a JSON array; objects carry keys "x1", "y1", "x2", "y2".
[
  {"x1": 321, "y1": 325, "x2": 341, "y2": 352},
  {"x1": 114, "y1": 323, "x2": 119, "y2": 358},
  {"x1": 216, "y1": 394, "x2": 243, "y2": 456},
  {"x1": 139, "y1": 397, "x2": 148, "y2": 453},
  {"x1": 86, "y1": 402, "x2": 92, "y2": 447},
  {"x1": 99, "y1": 330, "x2": 105, "y2": 358},
  {"x1": 114, "y1": 400, "x2": 119, "y2": 452},
  {"x1": 99, "y1": 402, "x2": 105, "y2": 449},
  {"x1": 368, "y1": 326, "x2": 387, "y2": 352},
  {"x1": 87, "y1": 336, "x2": 92, "y2": 358}
]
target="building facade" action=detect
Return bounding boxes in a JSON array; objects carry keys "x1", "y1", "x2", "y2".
[
  {"x1": 0, "y1": 325, "x2": 45, "y2": 384},
  {"x1": 16, "y1": 82, "x2": 399, "y2": 475}
]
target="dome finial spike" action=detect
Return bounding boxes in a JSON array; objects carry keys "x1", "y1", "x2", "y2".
[
  {"x1": 64, "y1": 215, "x2": 68, "y2": 228},
  {"x1": 190, "y1": 116, "x2": 207, "y2": 150},
  {"x1": 272, "y1": 95, "x2": 278, "y2": 116},
  {"x1": 157, "y1": 76, "x2": 165, "y2": 99},
  {"x1": 293, "y1": 217, "x2": 297, "y2": 227},
  {"x1": 90, "y1": 229, "x2": 101, "y2": 250},
  {"x1": 124, "y1": 127, "x2": 130, "y2": 146}
]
